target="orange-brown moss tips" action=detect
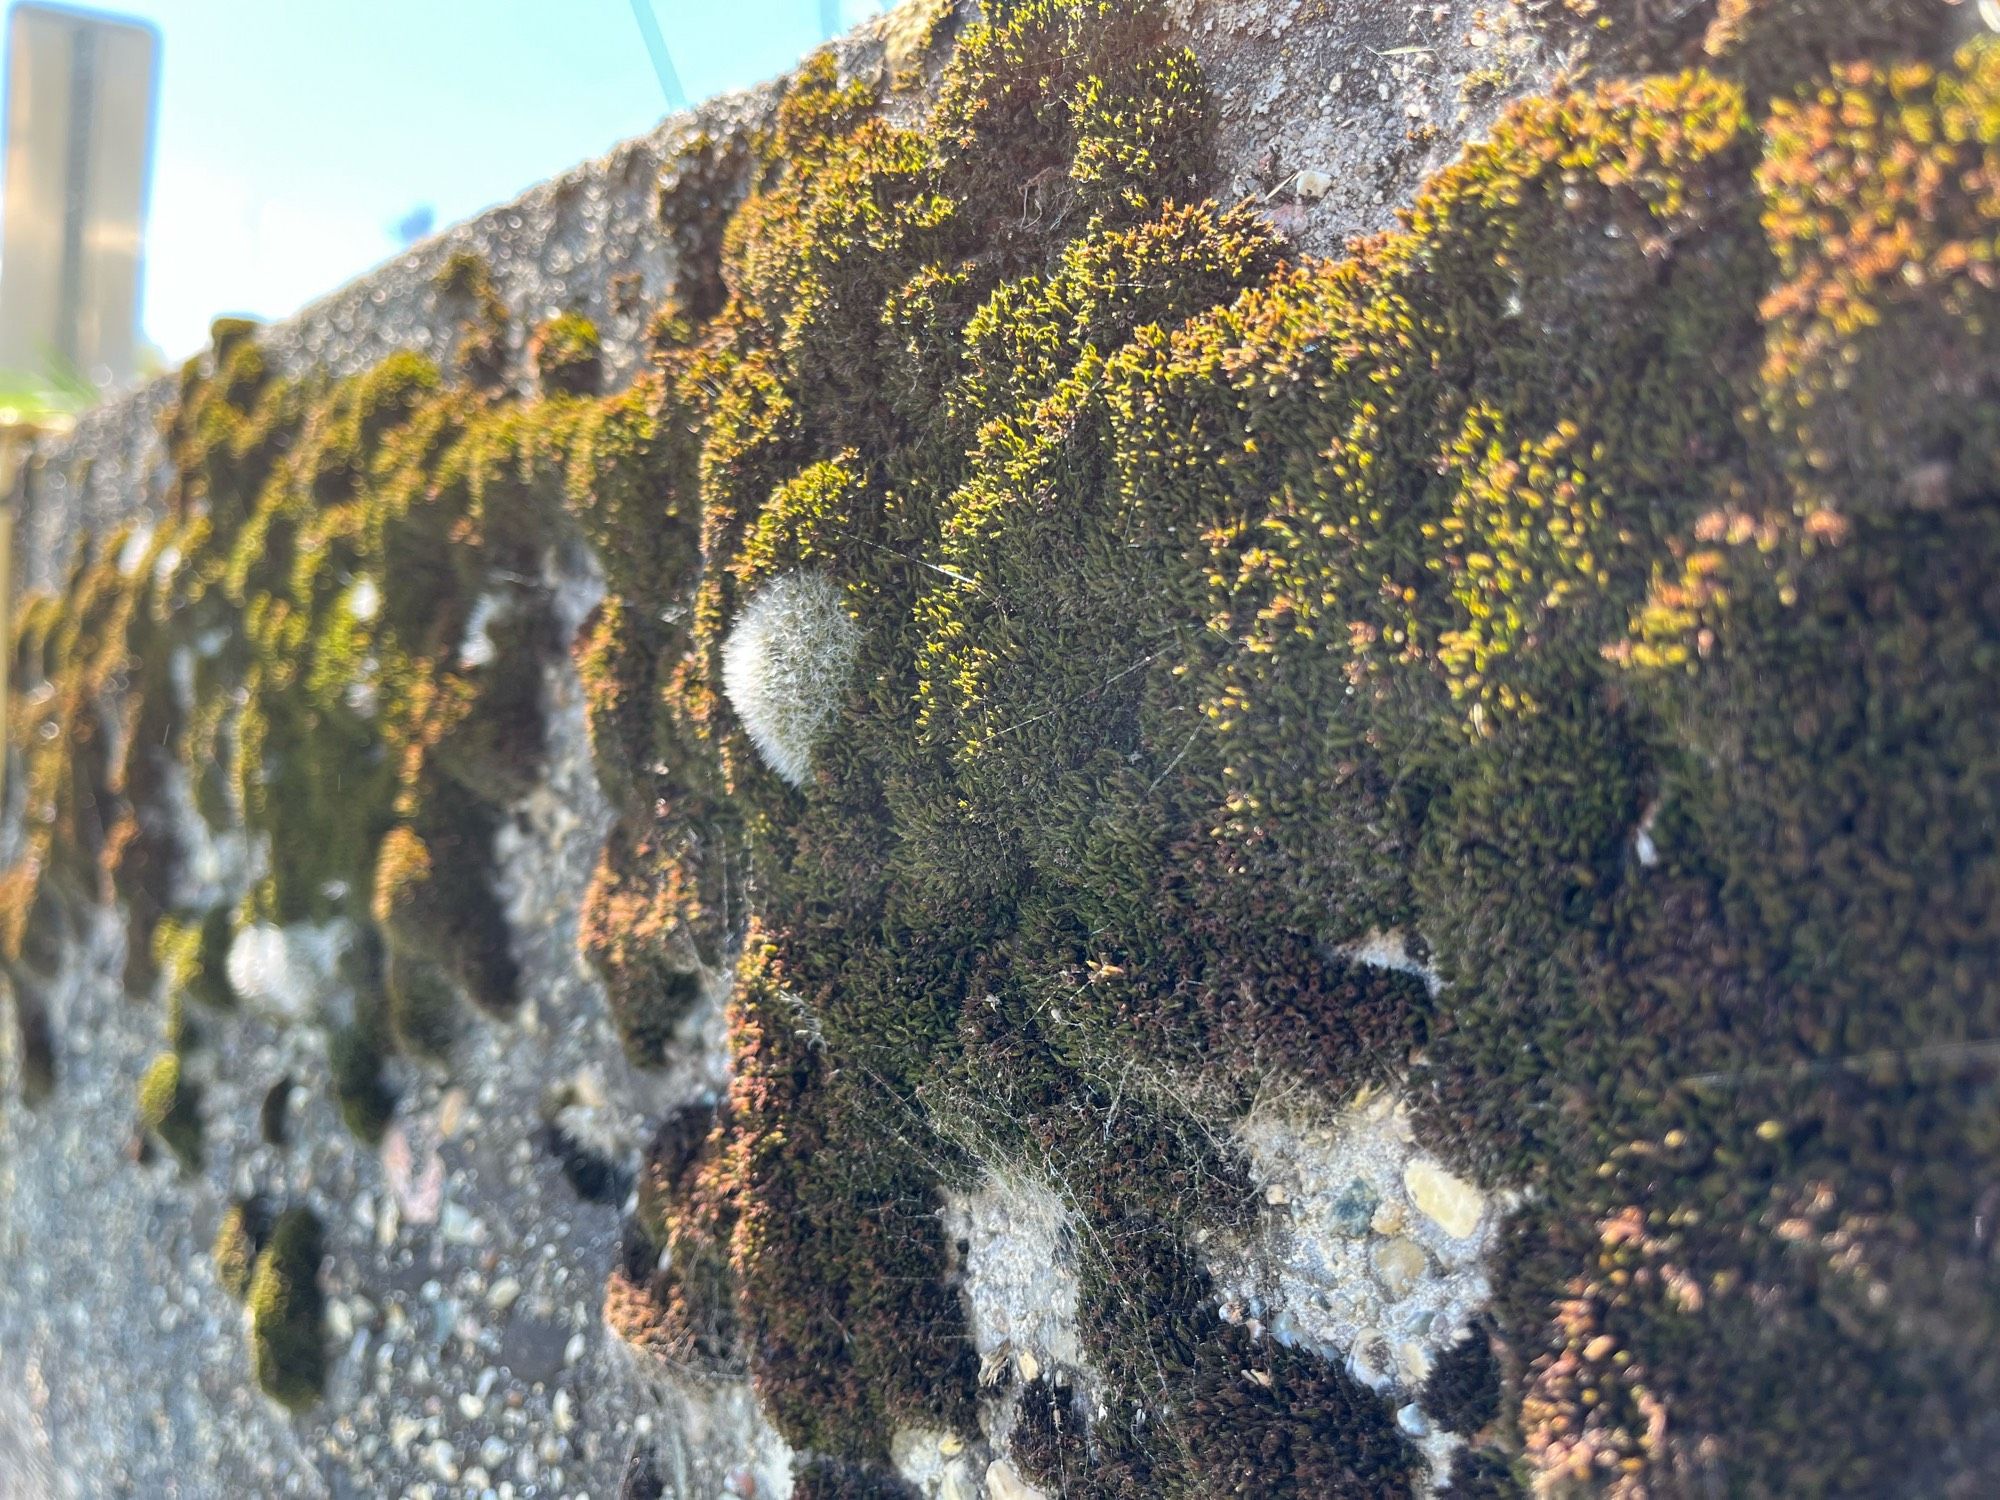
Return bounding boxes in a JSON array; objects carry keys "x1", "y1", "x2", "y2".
[{"x1": 1758, "y1": 42, "x2": 2000, "y2": 514}]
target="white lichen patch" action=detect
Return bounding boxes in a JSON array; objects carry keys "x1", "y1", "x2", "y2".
[
  {"x1": 983, "y1": 1458, "x2": 1048, "y2": 1500},
  {"x1": 720, "y1": 571, "x2": 863, "y2": 788},
  {"x1": 941, "y1": 1171, "x2": 1095, "y2": 1397},
  {"x1": 1332, "y1": 927, "x2": 1442, "y2": 997},
  {"x1": 1209, "y1": 1090, "x2": 1511, "y2": 1485},
  {"x1": 346, "y1": 574, "x2": 381, "y2": 622},
  {"x1": 457, "y1": 589, "x2": 509, "y2": 669},
  {"x1": 893, "y1": 1427, "x2": 984, "y2": 1500},
  {"x1": 224, "y1": 920, "x2": 353, "y2": 1022}
]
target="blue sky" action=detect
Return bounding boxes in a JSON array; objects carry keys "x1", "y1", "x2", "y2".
[{"x1": 22, "y1": 0, "x2": 883, "y2": 363}]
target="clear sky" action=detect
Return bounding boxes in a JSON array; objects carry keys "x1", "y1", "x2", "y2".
[{"x1": 12, "y1": 0, "x2": 883, "y2": 364}]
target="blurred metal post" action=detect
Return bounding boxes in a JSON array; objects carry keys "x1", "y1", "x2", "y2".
[
  {"x1": 625, "y1": 0, "x2": 688, "y2": 114},
  {"x1": 0, "y1": 501, "x2": 9, "y2": 804},
  {"x1": 0, "y1": 3, "x2": 159, "y2": 389}
]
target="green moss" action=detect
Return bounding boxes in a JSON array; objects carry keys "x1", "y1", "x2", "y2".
[
  {"x1": 530, "y1": 311, "x2": 603, "y2": 396},
  {"x1": 790, "y1": 1457, "x2": 921, "y2": 1500},
  {"x1": 5, "y1": 0, "x2": 1991, "y2": 1477},
  {"x1": 604, "y1": 1101, "x2": 740, "y2": 1372},
  {"x1": 328, "y1": 1003, "x2": 397, "y2": 1145},
  {"x1": 153, "y1": 907, "x2": 239, "y2": 1012},
  {"x1": 247, "y1": 1206, "x2": 327, "y2": 1410},
  {"x1": 434, "y1": 249, "x2": 510, "y2": 388},
  {"x1": 370, "y1": 793, "x2": 517, "y2": 1019},
  {"x1": 136, "y1": 1050, "x2": 203, "y2": 1170},
  {"x1": 212, "y1": 1196, "x2": 271, "y2": 1301}
]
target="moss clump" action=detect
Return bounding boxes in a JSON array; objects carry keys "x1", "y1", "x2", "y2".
[
  {"x1": 790, "y1": 1457, "x2": 921, "y2": 1500},
  {"x1": 247, "y1": 1206, "x2": 327, "y2": 1410},
  {"x1": 603, "y1": 1102, "x2": 739, "y2": 1371},
  {"x1": 1422, "y1": 1325, "x2": 1502, "y2": 1438},
  {"x1": 328, "y1": 1004, "x2": 397, "y2": 1145},
  {"x1": 6, "y1": 0, "x2": 1992, "y2": 1481},
  {"x1": 3, "y1": 971, "x2": 58, "y2": 1104},
  {"x1": 152, "y1": 907, "x2": 239, "y2": 1012},
  {"x1": 136, "y1": 1050, "x2": 203, "y2": 1170},
  {"x1": 578, "y1": 822, "x2": 711, "y2": 1066},
  {"x1": 213, "y1": 1196, "x2": 272, "y2": 1301},
  {"x1": 1757, "y1": 43, "x2": 2000, "y2": 514},
  {"x1": 435, "y1": 248, "x2": 510, "y2": 387},
  {"x1": 1528, "y1": 0, "x2": 1951, "y2": 101},
  {"x1": 1049, "y1": 1227, "x2": 1416, "y2": 1498},
  {"x1": 259, "y1": 1077, "x2": 295, "y2": 1146},
  {"x1": 371, "y1": 810, "x2": 517, "y2": 1020},
  {"x1": 530, "y1": 311, "x2": 603, "y2": 396},
  {"x1": 628, "y1": 935, "x2": 978, "y2": 1463}
]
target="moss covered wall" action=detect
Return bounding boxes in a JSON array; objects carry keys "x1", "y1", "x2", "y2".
[{"x1": 6, "y1": 1, "x2": 1999, "y2": 1494}]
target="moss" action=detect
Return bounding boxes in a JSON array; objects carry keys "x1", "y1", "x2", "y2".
[
  {"x1": 328, "y1": 1006, "x2": 397, "y2": 1145},
  {"x1": 659, "y1": 130, "x2": 757, "y2": 326},
  {"x1": 1756, "y1": 44, "x2": 2000, "y2": 514},
  {"x1": 579, "y1": 821, "x2": 712, "y2": 1066},
  {"x1": 153, "y1": 907, "x2": 239, "y2": 1012},
  {"x1": 789, "y1": 1457, "x2": 921, "y2": 1500},
  {"x1": 619, "y1": 1446, "x2": 668, "y2": 1500},
  {"x1": 661, "y1": 933, "x2": 979, "y2": 1462},
  {"x1": 1422, "y1": 1324, "x2": 1502, "y2": 1437},
  {"x1": 1006, "y1": 1220, "x2": 1416, "y2": 1497},
  {"x1": 1008, "y1": 1376, "x2": 1094, "y2": 1494},
  {"x1": 530, "y1": 311, "x2": 603, "y2": 396},
  {"x1": 213, "y1": 1196, "x2": 272, "y2": 1301},
  {"x1": 1528, "y1": 0, "x2": 1951, "y2": 101},
  {"x1": 383, "y1": 949, "x2": 462, "y2": 1061},
  {"x1": 435, "y1": 249, "x2": 510, "y2": 388},
  {"x1": 6, "y1": 0, "x2": 1993, "y2": 1476},
  {"x1": 5, "y1": 973, "x2": 58, "y2": 1103},
  {"x1": 604, "y1": 1103, "x2": 739, "y2": 1371},
  {"x1": 259, "y1": 1077, "x2": 295, "y2": 1146},
  {"x1": 370, "y1": 797, "x2": 518, "y2": 1018},
  {"x1": 1440, "y1": 1450, "x2": 1525, "y2": 1498},
  {"x1": 247, "y1": 1206, "x2": 326, "y2": 1410},
  {"x1": 136, "y1": 1050, "x2": 204, "y2": 1170}
]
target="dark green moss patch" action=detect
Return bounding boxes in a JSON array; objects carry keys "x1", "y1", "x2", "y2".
[
  {"x1": 1422, "y1": 1324, "x2": 1502, "y2": 1437},
  {"x1": 530, "y1": 311, "x2": 604, "y2": 396},
  {"x1": 136, "y1": 1050, "x2": 204, "y2": 1171},
  {"x1": 213, "y1": 1195, "x2": 273, "y2": 1301},
  {"x1": 790, "y1": 1456, "x2": 921, "y2": 1500},
  {"x1": 247, "y1": 1206, "x2": 327, "y2": 1411}
]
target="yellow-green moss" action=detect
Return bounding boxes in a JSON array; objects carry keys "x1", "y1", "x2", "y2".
[
  {"x1": 247, "y1": 1206, "x2": 326, "y2": 1410},
  {"x1": 212, "y1": 1196, "x2": 269, "y2": 1301},
  {"x1": 136, "y1": 1050, "x2": 203, "y2": 1171},
  {"x1": 5, "y1": 2, "x2": 1993, "y2": 1485},
  {"x1": 530, "y1": 311, "x2": 604, "y2": 396}
]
